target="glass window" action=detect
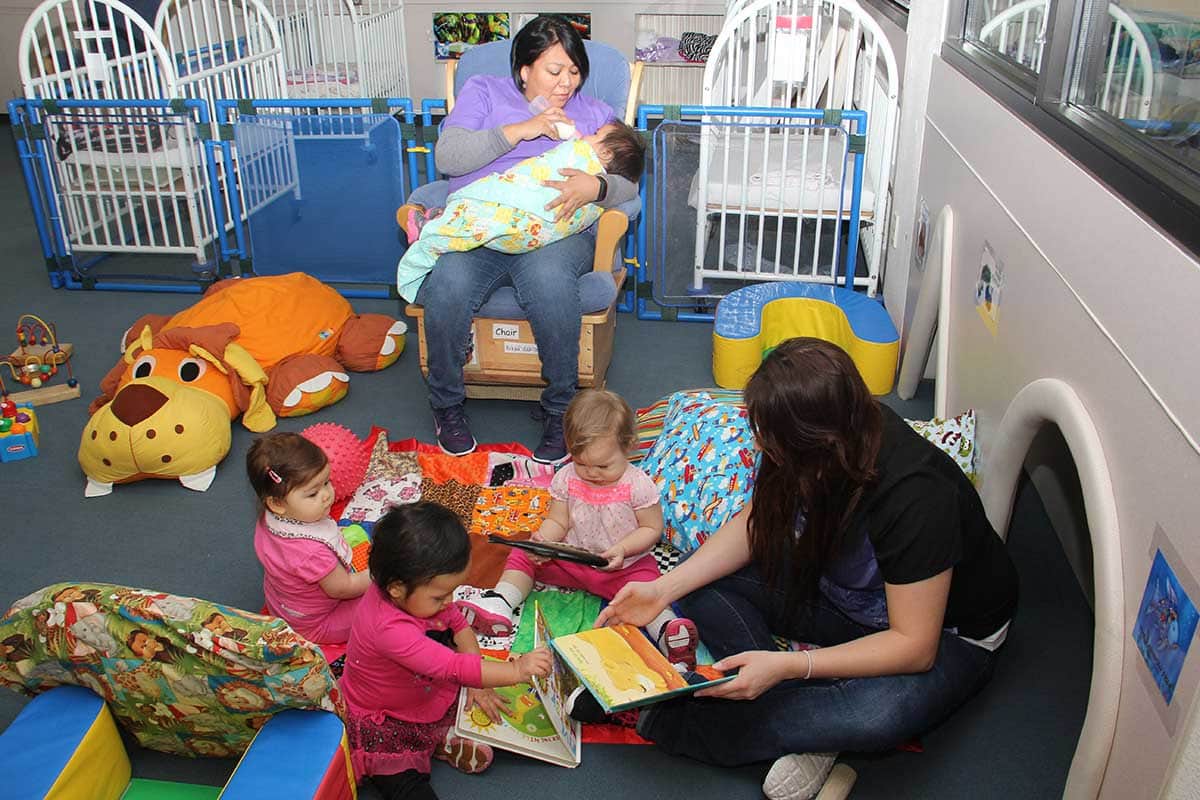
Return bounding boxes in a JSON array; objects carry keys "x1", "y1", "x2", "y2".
[
  {"x1": 968, "y1": 0, "x2": 1051, "y2": 73},
  {"x1": 1070, "y1": 0, "x2": 1200, "y2": 174}
]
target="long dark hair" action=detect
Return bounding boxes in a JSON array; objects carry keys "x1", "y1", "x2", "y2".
[
  {"x1": 510, "y1": 15, "x2": 589, "y2": 91},
  {"x1": 744, "y1": 338, "x2": 883, "y2": 620},
  {"x1": 369, "y1": 502, "x2": 471, "y2": 592}
]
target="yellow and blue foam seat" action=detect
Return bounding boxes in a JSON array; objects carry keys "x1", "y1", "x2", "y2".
[
  {"x1": 712, "y1": 283, "x2": 900, "y2": 394},
  {"x1": 0, "y1": 687, "x2": 355, "y2": 799}
]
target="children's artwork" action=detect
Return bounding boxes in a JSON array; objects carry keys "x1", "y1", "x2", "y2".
[
  {"x1": 914, "y1": 197, "x2": 930, "y2": 270},
  {"x1": 975, "y1": 241, "x2": 1003, "y2": 337},
  {"x1": 1133, "y1": 549, "x2": 1199, "y2": 705},
  {"x1": 514, "y1": 13, "x2": 591, "y2": 39},
  {"x1": 433, "y1": 13, "x2": 510, "y2": 60},
  {"x1": 550, "y1": 623, "x2": 732, "y2": 713},
  {"x1": 456, "y1": 603, "x2": 582, "y2": 766}
]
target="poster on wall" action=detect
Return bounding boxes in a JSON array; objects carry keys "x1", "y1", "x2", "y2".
[
  {"x1": 974, "y1": 241, "x2": 1003, "y2": 337},
  {"x1": 913, "y1": 197, "x2": 930, "y2": 271},
  {"x1": 514, "y1": 13, "x2": 591, "y2": 39},
  {"x1": 1134, "y1": 549, "x2": 1199, "y2": 705},
  {"x1": 433, "y1": 13, "x2": 511, "y2": 60}
]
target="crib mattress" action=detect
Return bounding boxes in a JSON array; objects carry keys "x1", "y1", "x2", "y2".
[
  {"x1": 59, "y1": 128, "x2": 205, "y2": 192},
  {"x1": 687, "y1": 132, "x2": 876, "y2": 220}
]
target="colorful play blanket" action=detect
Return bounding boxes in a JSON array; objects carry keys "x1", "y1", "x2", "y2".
[{"x1": 0, "y1": 582, "x2": 342, "y2": 758}]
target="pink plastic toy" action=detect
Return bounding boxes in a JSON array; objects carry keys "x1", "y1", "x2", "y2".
[{"x1": 301, "y1": 422, "x2": 370, "y2": 502}]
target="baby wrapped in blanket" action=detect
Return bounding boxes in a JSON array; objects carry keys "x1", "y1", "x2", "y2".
[{"x1": 396, "y1": 121, "x2": 645, "y2": 303}]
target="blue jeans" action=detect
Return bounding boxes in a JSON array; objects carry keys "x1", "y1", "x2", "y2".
[
  {"x1": 415, "y1": 234, "x2": 594, "y2": 414},
  {"x1": 637, "y1": 563, "x2": 1000, "y2": 766}
]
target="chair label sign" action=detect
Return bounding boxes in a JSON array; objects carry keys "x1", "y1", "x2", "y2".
[
  {"x1": 504, "y1": 342, "x2": 539, "y2": 355},
  {"x1": 492, "y1": 323, "x2": 522, "y2": 340}
]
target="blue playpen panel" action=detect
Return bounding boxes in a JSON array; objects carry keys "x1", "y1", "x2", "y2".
[{"x1": 236, "y1": 112, "x2": 408, "y2": 287}]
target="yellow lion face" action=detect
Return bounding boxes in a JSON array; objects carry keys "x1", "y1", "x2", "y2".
[{"x1": 78, "y1": 376, "x2": 233, "y2": 485}]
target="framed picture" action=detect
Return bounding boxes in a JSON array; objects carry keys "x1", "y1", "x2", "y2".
[
  {"x1": 513, "y1": 13, "x2": 591, "y2": 39},
  {"x1": 433, "y1": 12, "x2": 511, "y2": 60}
]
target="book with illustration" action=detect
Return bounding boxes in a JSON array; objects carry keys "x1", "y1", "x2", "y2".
[
  {"x1": 549, "y1": 623, "x2": 733, "y2": 713},
  {"x1": 453, "y1": 603, "x2": 582, "y2": 767}
]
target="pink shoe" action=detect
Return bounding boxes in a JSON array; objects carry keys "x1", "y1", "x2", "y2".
[
  {"x1": 456, "y1": 592, "x2": 515, "y2": 637},
  {"x1": 660, "y1": 617, "x2": 699, "y2": 670},
  {"x1": 435, "y1": 734, "x2": 494, "y2": 774},
  {"x1": 396, "y1": 202, "x2": 426, "y2": 242}
]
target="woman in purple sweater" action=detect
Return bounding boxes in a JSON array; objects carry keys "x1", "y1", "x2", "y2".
[{"x1": 415, "y1": 15, "x2": 638, "y2": 464}]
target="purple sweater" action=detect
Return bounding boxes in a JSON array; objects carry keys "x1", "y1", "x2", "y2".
[{"x1": 442, "y1": 75, "x2": 616, "y2": 193}]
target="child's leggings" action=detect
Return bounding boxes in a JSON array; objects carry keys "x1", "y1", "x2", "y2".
[{"x1": 371, "y1": 770, "x2": 437, "y2": 800}]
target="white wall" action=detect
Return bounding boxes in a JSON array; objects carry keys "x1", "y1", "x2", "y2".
[
  {"x1": 401, "y1": 1, "x2": 728, "y2": 105},
  {"x1": 916, "y1": 56, "x2": 1200, "y2": 798}
]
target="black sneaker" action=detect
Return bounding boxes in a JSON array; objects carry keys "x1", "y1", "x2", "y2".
[
  {"x1": 532, "y1": 410, "x2": 567, "y2": 464},
  {"x1": 432, "y1": 404, "x2": 477, "y2": 456}
]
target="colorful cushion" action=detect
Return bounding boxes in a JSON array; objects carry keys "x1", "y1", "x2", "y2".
[
  {"x1": 639, "y1": 392, "x2": 760, "y2": 552},
  {"x1": 906, "y1": 409, "x2": 978, "y2": 484},
  {"x1": 0, "y1": 583, "x2": 343, "y2": 759}
]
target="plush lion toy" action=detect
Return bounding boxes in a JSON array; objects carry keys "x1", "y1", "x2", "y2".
[{"x1": 78, "y1": 273, "x2": 406, "y2": 497}]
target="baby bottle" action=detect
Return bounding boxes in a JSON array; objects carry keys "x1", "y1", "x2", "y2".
[{"x1": 528, "y1": 95, "x2": 576, "y2": 140}]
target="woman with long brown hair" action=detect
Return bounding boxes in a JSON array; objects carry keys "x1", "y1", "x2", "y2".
[{"x1": 597, "y1": 338, "x2": 1018, "y2": 800}]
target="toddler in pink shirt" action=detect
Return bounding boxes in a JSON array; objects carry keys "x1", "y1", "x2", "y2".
[
  {"x1": 341, "y1": 502, "x2": 551, "y2": 799},
  {"x1": 248, "y1": 432, "x2": 369, "y2": 644},
  {"x1": 460, "y1": 389, "x2": 700, "y2": 669}
]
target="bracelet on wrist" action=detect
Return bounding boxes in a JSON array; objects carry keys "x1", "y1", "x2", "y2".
[{"x1": 595, "y1": 174, "x2": 608, "y2": 203}]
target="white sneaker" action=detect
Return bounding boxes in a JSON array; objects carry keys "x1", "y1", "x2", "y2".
[
  {"x1": 762, "y1": 753, "x2": 837, "y2": 800},
  {"x1": 456, "y1": 591, "x2": 515, "y2": 637}
]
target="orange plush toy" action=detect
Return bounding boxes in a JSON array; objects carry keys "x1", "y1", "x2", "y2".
[{"x1": 78, "y1": 273, "x2": 406, "y2": 497}]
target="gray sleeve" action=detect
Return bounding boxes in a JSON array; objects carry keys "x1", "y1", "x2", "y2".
[
  {"x1": 434, "y1": 126, "x2": 514, "y2": 177},
  {"x1": 598, "y1": 174, "x2": 638, "y2": 208}
]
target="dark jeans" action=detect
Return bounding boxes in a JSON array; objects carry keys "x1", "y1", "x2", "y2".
[
  {"x1": 415, "y1": 233, "x2": 595, "y2": 415},
  {"x1": 638, "y1": 563, "x2": 1000, "y2": 766},
  {"x1": 371, "y1": 770, "x2": 437, "y2": 800}
]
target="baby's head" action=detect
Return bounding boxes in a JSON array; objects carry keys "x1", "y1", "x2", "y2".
[
  {"x1": 245, "y1": 432, "x2": 333, "y2": 523},
  {"x1": 584, "y1": 121, "x2": 646, "y2": 183},
  {"x1": 564, "y1": 389, "x2": 637, "y2": 486},
  {"x1": 370, "y1": 502, "x2": 471, "y2": 619}
]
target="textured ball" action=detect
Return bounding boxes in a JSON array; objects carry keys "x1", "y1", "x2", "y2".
[{"x1": 301, "y1": 423, "x2": 370, "y2": 502}]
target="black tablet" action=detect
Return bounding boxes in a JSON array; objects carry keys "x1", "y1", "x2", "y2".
[{"x1": 486, "y1": 534, "x2": 608, "y2": 567}]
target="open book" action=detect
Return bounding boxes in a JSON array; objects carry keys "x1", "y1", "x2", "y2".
[
  {"x1": 549, "y1": 623, "x2": 733, "y2": 713},
  {"x1": 454, "y1": 603, "x2": 583, "y2": 768}
]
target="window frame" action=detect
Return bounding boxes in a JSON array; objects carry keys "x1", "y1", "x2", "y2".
[
  {"x1": 862, "y1": 0, "x2": 909, "y2": 31},
  {"x1": 943, "y1": 0, "x2": 1200, "y2": 256}
]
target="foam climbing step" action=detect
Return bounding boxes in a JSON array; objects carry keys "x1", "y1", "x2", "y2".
[
  {"x1": 0, "y1": 686, "x2": 130, "y2": 800},
  {"x1": 712, "y1": 283, "x2": 899, "y2": 394}
]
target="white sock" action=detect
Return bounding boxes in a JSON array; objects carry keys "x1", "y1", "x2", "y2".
[
  {"x1": 649, "y1": 609, "x2": 677, "y2": 654},
  {"x1": 487, "y1": 581, "x2": 525, "y2": 610}
]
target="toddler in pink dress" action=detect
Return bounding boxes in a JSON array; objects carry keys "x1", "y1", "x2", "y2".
[
  {"x1": 459, "y1": 389, "x2": 700, "y2": 668},
  {"x1": 248, "y1": 432, "x2": 369, "y2": 644},
  {"x1": 340, "y1": 502, "x2": 551, "y2": 799}
]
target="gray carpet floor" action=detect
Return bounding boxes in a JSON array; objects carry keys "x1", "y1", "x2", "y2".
[{"x1": 0, "y1": 120, "x2": 1091, "y2": 799}]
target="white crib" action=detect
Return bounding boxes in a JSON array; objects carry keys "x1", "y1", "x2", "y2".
[
  {"x1": 268, "y1": 0, "x2": 408, "y2": 101},
  {"x1": 693, "y1": 0, "x2": 899, "y2": 296},
  {"x1": 18, "y1": 0, "x2": 288, "y2": 266},
  {"x1": 978, "y1": 0, "x2": 1154, "y2": 120}
]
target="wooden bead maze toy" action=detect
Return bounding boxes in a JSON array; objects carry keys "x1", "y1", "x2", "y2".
[{"x1": 1, "y1": 313, "x2": 80, "y2": 406}]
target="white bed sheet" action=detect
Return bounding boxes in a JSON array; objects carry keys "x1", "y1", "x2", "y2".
[
  {"x1": 59, "y1": 128, "x2": 206, "y2": 191},
  {"x1": 687, "y1": 132, "x2": 876, "y2": 220}
]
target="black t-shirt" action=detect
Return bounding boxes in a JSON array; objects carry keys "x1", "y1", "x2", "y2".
[{"x1": 825, "y1": 405, "x2": 1019, "y2": 640}]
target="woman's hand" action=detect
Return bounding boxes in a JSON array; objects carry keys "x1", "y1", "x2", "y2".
[
  {"x1": 466, "y1": 687, "x2": 510, "y2": 724},
  {"x1": 594, "y1": 580, "x2": 667, "y2": 628},
  {"x1": 514, "y1": 647, "x2": 553, "y2": 682},
  {"x1": 598, "y1": 543, "x2": 625, "y2": 572},
  {"x1": 543, "y1": 168, "x2": 603, "y2": 222},
  {"x1": 505, "y1": 107, "x2": 575, "y2": 145},
  {"x1": 694, "y1": 650, "x2": 793, "y2": 701}
]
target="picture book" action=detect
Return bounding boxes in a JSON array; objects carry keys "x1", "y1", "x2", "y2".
[
  {"x1": 485, "y1": 534, "x2": 608, "y2": 567},
  {"x1": 453, "y1": 603, "x2": 582, "y2": 767},
  {"x1": 549, "y1": 624, "x2": 733, "y2": 713}
]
